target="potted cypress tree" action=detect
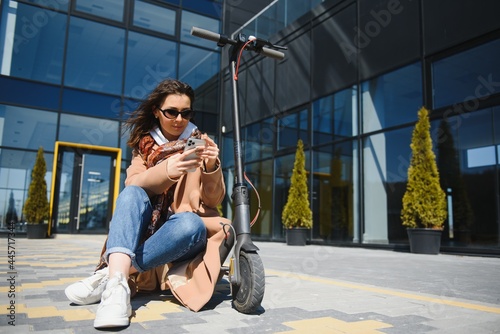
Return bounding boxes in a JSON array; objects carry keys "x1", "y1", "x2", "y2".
[
  {"x1": 23, "y1": 147, "x2": 50, "y2": 239},
  {"x1": 282, "y1": 139, "x2": 313, "y2": 245},
  {"x1": 401, "y1": 107, "x2": 447, "y2": 254}
]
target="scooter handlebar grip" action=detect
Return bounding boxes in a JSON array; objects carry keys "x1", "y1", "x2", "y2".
[
  {"x1": 259, "y1": 47, "x2": 285, "y2": 60},
  {"x1": 191, "y1": 26, "x2": 221, "y2": 43}
]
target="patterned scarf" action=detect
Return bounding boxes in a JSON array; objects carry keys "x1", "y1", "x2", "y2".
[{"x1": 139, "y1": 129, "x2": 201, "y2": 238}]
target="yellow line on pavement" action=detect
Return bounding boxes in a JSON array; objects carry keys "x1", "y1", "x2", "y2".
[{"x1": 266, "y1": 269, "x2": 500, "y2": 315}]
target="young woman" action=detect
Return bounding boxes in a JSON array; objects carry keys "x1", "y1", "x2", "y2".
[{"x1": 65, "y1": 79, "x2": 230, "y2": 328}]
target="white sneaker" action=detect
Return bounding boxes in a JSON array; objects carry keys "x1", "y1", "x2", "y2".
[
  {"x1": 94, "y1": 272, "x2": 132, "y2": 328},
  {"x1": 65, "y1": 267, "x2": 109, "y2": 305}
]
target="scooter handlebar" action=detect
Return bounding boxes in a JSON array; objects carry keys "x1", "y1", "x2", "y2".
[
  {"x1": 191, "y1": 26, "x2": 285, "y2": 60},
  {"x1": 190, "y1": 26, "x2": 227, "y2": 44},
  {"x1": 259, "y1": 47, "x2": 285, "y2": 60}
]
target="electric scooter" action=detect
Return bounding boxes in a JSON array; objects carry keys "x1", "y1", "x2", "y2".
[{"x1": 191, "y1": 26, "x2": 286, "y2": 314}]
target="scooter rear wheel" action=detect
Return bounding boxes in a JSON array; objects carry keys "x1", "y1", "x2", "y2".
[{"x1": 231, "y1": 251, "x2": 265, "y2": 314}]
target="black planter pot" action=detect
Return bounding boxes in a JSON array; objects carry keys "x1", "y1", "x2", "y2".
[
  {"x1": 27, "y1": 224, "x2": 47, "y2": 239},
  {"x1": 286, "y1": 228, "x2": 309, "y2": 246},
  {"x1": 407, "y1": 228, "x2": 442, "y2": 254}
]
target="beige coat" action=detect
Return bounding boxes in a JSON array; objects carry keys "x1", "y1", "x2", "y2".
[{"x1": 125, "y1": 146, "x2": 231, "y2": 312}]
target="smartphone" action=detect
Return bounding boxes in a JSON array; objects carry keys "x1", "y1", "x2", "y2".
[{"x1": 183, "y1": 138, "x2": 206, "y2": 161}]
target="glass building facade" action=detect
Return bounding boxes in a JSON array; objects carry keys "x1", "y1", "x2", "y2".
[
  {"x1": 215, "y1": 0, "x2": 500, "y2": 255},
  {"x1": 1, "y1": 0, "x2": 500, "y2": 256},
  {"x1": 0, "y1": 0, "x2": 222, "y2": 234}
]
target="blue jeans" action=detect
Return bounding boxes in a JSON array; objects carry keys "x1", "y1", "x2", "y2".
[{"x1": 105, "y1": 185, "x2": 207, "y2": 272}]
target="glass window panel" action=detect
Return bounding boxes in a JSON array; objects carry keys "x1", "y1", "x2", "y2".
[
  {"x1": 179, "y1": 44, "x2": 219, "y2": 90},
  {"x1": 155, "y1": 0, "x2": 179, "y2": 5},
  {"x1": 0, "y1": 187, "x2": 24, "y2": 230},
  {"x1": 59, "y1": 113, "x2": 119, "y2": 147},
  {"x1": 221, "y1": 132, "x2": 234, "y2": 168},
  {"x1": 242, "y1": 0, "x2": 323, "y2": 38},
  {"x1": 363, "y1": 127, "x2": 413, "y2": 244},
  {"x1": 65, "y1": 17, "x2": 125, "y2": 95},
  {"x1": 181, "y1": 11, "x2": 220, "y2": 49},
  {"x1": 439, "y1": 108, "x2": 497, "y2": 247},
  {"x1": 0, "y1": 2, "x2": 66, "y2": 84},
  {"x1": 467, "y1": 146, "x2": 496, "y2": 168},
  {"x1": 278, "y1": 109, "x2": 308, "y2": 151},
  {"x1": 133, "y1": 0, "x2": 176, "y2": 35},
  {"x1": 182, "y1": 0, "x2": 222, "y2": 18},
  {"x1": 245, "y1": 118, "x2": 274, "y2": 162},
  {"x1": 75, "y1": 0, "x2": 124, "y2": 22},
  {"x1": 24, "y1": 0, "x2": 69, "y2": 11},
  {"x1": 362, "y1": 62, "x2": 422, "y2": 133},
  {"x1": 62, "y1": 88, "x2": 121, "y2": 118},
  {"x1": 0, "y1": 77, "x2": 59, "y2": 110},
  {"x1": 123, "y1": 98, "x2": 141, "y2": 115},
  {"x1": 312, "y1": 141, "x2": 355, "y2": 242},
  {"x1": 194, "y1": 111, "x2": 218, "y2": 136},
  {"x1": 433, "y1": 38, "x2": 500, "y2": 109},
  {"x1": 246, "y1": 160, "x2": 273, "y2": 238},
  {"x1": 251, "y1": 3, "x2": 282, "y2": 40},
  {"x1": 0, "y1": 105, "x2": 57, "y2": 150},
  {"x1": 124, "y1": 32, "x2": 177, "y2": 100},
  {"x1": 0, "y1": 149, "x2": 53, "y2": 229},
  {"x1": 120, "y1": 122, "x2": 132, "y2": 162},
  {"x1": 313, "y1": 86, "x2": 357, "y2": 146}
]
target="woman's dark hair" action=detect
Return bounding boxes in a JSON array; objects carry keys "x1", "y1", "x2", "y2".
[{"x1": 125, "y1": 79, "x2": 195, "y2": 149}]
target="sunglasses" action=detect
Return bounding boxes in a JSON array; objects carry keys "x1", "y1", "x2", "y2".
[{"x1": 156, "y1": 106, "x2": 194, "y2": 120}]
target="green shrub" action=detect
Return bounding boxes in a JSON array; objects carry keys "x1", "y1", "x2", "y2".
[
  {"x1": 23, "y1": 147, "x2": 50, "y2": 224},
  {"x1": 282, "y1": 139, "x2": 313, "y2": 229},
  {"x1": 401, "y1": 107, "x2": 447, "y2": 229}
]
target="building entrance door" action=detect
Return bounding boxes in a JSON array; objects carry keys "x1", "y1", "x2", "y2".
[{"x1": 50, "y1": 142, "x2": 121, "y2": 234}]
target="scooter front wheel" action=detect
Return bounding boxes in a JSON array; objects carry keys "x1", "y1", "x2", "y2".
[{"x1": 231, "y1": 251, "x2": 265, "y2": 314}]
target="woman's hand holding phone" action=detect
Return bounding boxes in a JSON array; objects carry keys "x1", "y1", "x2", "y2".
[{"x1": 182, "y1": 138, "x2": 206, "y2": 172}]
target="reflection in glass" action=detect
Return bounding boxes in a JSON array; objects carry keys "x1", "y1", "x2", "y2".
[
  {"x1": 0, "y1": 149, "x2": 53, "y2": 230},
  {"x1": 246, "y1": 160, "x2": 273, "y2": 238},
  {"x1": 436, "y1": 119, "x2": 474, "y2": 243},
  {"x1": 244, "y1": 118, "x2": 274, "y2": 162},
  {"x1": 59, "y1": 114, "x2": 119, "y2": 147},
  {"x1": 313, "y1": 86, "x2": 356, "y2": 146},
  {"x1": 78, "y1": 154, "x2": 111, "y2": 233},
  {"x1": 181, "y1": 0, "x2": 222, "y2": 18},
  {"x1": 133, "y1": 1, "x2": 176, "y2": 35},
  {"x1": 277, "y1": 109, "x2": 308, "y2": 150},
  {"x1": 75, "y1": 0, "x2": 124, "y2": 22},
  {"x1": 362, "y1": 62, "x2": 422, "y2": 133},
  {"x1": 433, "y1": 38, "x2": 500, "y2": 109},
  {"x1": 54, "y1": 149, "x2": 114, "y2": 233},
  {"x1": 0, "y1": 105, "x2": 57, "y2": 150},
  {"x1": 24, "y1": 0, "x2": 69, "y2": 11},
  {"x1": 312, "y1": 141, "x2": 355, "y2": 242},
  {"x1": 180, "y1": 11, "x2": 220, "y2": 49},
  {"x1": 274, "y1": 153, "x2": 296, "y2": 239},
  {"x1": 56, "y1": 151, "x2": 74, "y2": 232},
  {"x1": 65, "y1": 17, "x2": 125, "y2": 95},
  {"x1": 221, "y1": 131, "x2": 234, "y2": 168},
  {"x1": 179, "y1": 44, "x2": 219, "y2": 89},
  {"x1": 0, "y1": 2, "x2": 66, "y2": 84},
  {"x1": 452, "y1": 108, "x2": 497, "y2": 246},
  {"x1": 239, "y1": 0, "x2": 323, "y2": 39},
  {"x1": 364, "y1": 128, "x2": 412, "y2": 244},
  {"x1": 125, "y1": 32, "x2": 177, "y2": 99}
]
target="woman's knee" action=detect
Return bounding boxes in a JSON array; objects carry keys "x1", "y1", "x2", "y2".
[{"x1": 179, "y1": 212, "x2": 206, "y2": 239}]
